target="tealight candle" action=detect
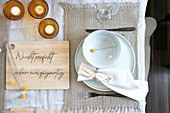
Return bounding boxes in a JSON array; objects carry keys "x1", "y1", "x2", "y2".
[
  {"x1": 34, "y1": 5, "x2": 45, "y2": 15},
  {"x1": 10, "y1": 6, "x2": 21, "y2": 17},
  {"x1": 45, "y1": 25, "x2": 54, "y2": 34},
  {"x1": 39, "y1": 18, "x2": 59, "y2": 39}
]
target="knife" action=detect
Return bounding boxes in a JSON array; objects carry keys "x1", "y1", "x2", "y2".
[{"x1": 86, "y1": 27, "x2": 136, "y2": 33}]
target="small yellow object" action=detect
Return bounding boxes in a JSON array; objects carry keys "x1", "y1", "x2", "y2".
[
  {"x1": 10, "y1": 81, "x2": 15, "y2": 85},
  {"x1": 24, "y1": 86, "x2": 29, "y2": 91},
  {"x1": 91, "y1": 49, "x2": 95, "y2": 52},
  {"x1": 21, "y1": 94, "x2": 26, "y2": 99}
]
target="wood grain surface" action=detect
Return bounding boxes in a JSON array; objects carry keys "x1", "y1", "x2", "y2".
[
  {"x1": 10, "y1": 108, "x2": 32, "y2": 113},
  {"x1": 6, "y1": 41, "x2": 69, "y2": 89},
  {"x1": 146, "y1": 0, "x2": 170, "y2": 113},
  {"x1": 36, "y1": 109, "x2": 57, "y2": 113}
]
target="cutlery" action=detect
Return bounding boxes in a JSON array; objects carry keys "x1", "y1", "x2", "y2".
[
  {"x1": 83, "y1": 92, "x2": 126, "y2": 98},
  {"x1": 86, "y1": 27, "x2": 136, "y2": 33}
]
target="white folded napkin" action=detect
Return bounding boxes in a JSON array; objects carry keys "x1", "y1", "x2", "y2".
[{"x1": 77, "y1": 63, "x2": 149, "y2": 101}]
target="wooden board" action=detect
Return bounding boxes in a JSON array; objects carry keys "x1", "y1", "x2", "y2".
[
  {"x1": 6, "y1": 41, "x2": 69, "y2": 89},
  {"x1": 36, "y1": 109, "x2": 57, "y2": 113},
  {"x1": 10, "y1": 108, "x2": 32, "y2": 113}
]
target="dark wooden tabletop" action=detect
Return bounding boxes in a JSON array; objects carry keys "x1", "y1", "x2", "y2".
[{"x1": 146, "y1": 0, "x2": 170, "y2": 113}]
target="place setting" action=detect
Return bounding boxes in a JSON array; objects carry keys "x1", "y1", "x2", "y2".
[
  {"x1": 0, "y1": 0, "x2": 150, "y2": 113},
  {"x1": 75, "y1": 30, "x2": 148, "y2": 101},
  {"x1": 75, "y1": 30, "x2": 135, "y2": 91},
  {"x1": 59, "y1": 1, "x2": 149, "y2": 112}
]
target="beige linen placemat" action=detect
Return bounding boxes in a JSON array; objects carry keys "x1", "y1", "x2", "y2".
[
  {"x1": 0, "y1": 14, "x2": 9, "y2": 112},
  {"x1": 60, "y1": 2, "x2": 140, "y2": 112}
]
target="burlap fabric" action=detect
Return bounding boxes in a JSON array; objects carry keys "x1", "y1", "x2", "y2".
[
  {"x1": 60, "y1": 2, "x2": 140, "y2": 112},
  {"x1": 0, "y1": 14, "x2": 9, "y2": 113}
]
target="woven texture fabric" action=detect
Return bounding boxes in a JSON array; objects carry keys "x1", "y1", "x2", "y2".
[
  {"x1": 60, "y1": 2, "x2": 140, "y2": 112},
  {"x1": 0, "y1": 15, "x2": 9, "y2": 113}
]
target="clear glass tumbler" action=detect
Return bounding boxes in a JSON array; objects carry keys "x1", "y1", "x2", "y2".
[{"x1": 97, "y1": 0, "x2": 120, "y2": 23}]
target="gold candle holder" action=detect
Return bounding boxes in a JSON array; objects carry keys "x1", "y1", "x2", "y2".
[
  {"x1": 38, "y1": 18, "x2": 59, "y2": 39},
  {"x1": 28, "y1": 0, "x2": 48, "y2": 19},
  {"x1": 3, "y1": 0, "x2": 25, "y2": 20}
]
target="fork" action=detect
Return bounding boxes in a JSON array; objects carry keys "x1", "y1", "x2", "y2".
[{"x1": 83, "y1": 92, "x2": 126, "y2": 98}]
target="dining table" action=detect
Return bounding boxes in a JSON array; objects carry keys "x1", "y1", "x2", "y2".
[{"x1": 0, "y1": 0, "x2": 148, "y2": 113}]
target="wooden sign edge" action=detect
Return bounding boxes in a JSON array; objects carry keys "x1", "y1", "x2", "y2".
[{"x1": 6, "y1": 41, "x2": 70, "y2": 90}]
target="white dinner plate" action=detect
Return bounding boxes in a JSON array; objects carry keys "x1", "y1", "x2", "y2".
[{"x1": 74, "y1": 32, "x2": 136, "y2": 91}]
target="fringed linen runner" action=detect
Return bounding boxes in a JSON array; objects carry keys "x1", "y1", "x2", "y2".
[{"x1": 59, "y1": 2, "x2": 140, "y2": 112}]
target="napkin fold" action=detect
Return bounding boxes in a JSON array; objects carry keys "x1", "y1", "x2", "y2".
[{"x1": 77, "y1": 63, "x2": 149, "y2": 101}]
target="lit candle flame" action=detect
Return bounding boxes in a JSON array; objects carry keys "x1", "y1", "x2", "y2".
[
  {"x1": 34, "y1": 5, "x2": 44, "y2": 15},
  {"x1": 45, "y1": 25, "x2": 54, "y2": 34},
  {"x1": 11, "y1": 6, "x2": 21, "y2": 16}
]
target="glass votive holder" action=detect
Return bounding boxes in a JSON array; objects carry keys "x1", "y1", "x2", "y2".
[
  {"x1": 28, "y1": 0, "x2": 48, "y2": 19},
  {"x1": 3, "y1": 0, "x2": 25, "y2": 20},
  {"x1": 38, "y1": 18, "x2": 59, "y2": 39}
]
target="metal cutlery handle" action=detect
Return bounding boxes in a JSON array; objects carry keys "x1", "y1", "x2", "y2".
[
  {"x1": 97, "y1": 93, "x2": 126, "y2": 97},
  {"x1": 84, "y1": 92, "x2": 126, "y2": 98},
  {"x1": 86, "y1": 27, "x2": 136, "y2": 33}
]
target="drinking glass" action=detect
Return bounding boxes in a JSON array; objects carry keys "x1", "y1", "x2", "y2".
[{"x1": 97, "y1": 0, "x2": 120, "y2": 23}]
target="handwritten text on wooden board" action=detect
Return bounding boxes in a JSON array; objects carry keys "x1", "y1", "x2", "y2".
[{"x1": 6, "y1": 41, "x2": 69, "y2": 89}]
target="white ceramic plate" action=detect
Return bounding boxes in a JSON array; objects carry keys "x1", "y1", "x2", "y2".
[
  {"x1": 74, "y1": 32, "x2": 136, "y2": 91},
  {"x1": 83, "y1": 30, "x2": 121, "y2": 68}
]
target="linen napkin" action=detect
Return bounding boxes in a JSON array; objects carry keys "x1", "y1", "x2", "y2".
[{"x1": 78, "y1": 63, "x2": 149, "y2": 101}]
